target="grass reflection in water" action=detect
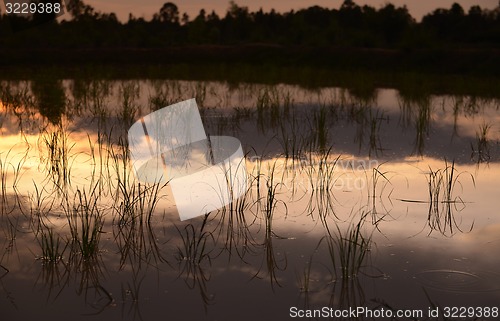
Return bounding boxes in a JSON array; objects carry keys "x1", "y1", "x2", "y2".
[{"x1": 0, "y1": 78, "x2": 498, "y2": 320}]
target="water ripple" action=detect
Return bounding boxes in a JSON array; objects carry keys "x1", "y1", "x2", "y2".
[{"x1": 416, "y1": 269, "x2": 500, "y2": 293}]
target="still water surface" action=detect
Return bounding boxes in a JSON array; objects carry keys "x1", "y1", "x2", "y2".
[{"x1": 0, "y1": 79, "x2": 499, "y2": 320}]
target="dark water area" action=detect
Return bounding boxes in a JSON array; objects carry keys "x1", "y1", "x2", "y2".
[
  {"x1": 0, "y1": 77, "x2": 499, "y2": 320},
  {"x1": 3, "y1": 47, "x2": 500, "y2": 77}
]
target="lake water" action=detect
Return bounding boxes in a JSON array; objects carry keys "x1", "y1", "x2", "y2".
[{"x1": 1, "y1": 78, "x2": 499, "y2": 320}]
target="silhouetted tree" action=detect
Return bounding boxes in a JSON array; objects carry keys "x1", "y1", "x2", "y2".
[
  {"x1": 154, "y1": 2, "x2": 180, "y2": 24},
  {"x1": 376, "y1": 4, "x2": 414, "y2": 45},
  {"x1": 66, "y1": 0, "x2": 97, "y2": 20}
]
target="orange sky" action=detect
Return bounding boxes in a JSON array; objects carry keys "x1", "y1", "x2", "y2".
[{"x1": 82, "y1": 0, "x2": 499, "y2": 22}]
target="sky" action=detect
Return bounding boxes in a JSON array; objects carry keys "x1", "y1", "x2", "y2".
[{"x1": 83, "y1": 0, "x2": 499, "y2": 22}]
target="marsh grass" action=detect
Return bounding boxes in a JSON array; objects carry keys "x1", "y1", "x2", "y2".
[
  {"x1": 471, "y1": 123, "x2": 491, "y2": 163},
  {"x1": 0, "y1": 82, "x2": 35, "y2": 134},
  {"x1": 175, "y1": 218, "x2": 213, "y2": 265},
  {"x1": 414, "y1": 101, "x2": 432, "y2": 156},
  {"x1": 88, "y1": 80, "x2": 111, "y2": 119},
  {"x1": 262, "y1": 160, "x2": 287, "y2": 237},
  {"x1": 174, "y1": 219, "x2": 216, "y2": 308},
  {"x1": 244, "y1": 159, "x2": 289, "y2": 289},
  {"x1": 118, "y1": 81, "x2": 140, "y2": 131},
  {"x1": 302, "y1": 151, "x2": 342, "y2": 222},
  {"x1": 121, "y1": 277, "x2": 144, "y2": 304},
  {"x1": 193, "y1": 82, "x2": 207, "y2": 108},
  {"x1": 33, "y1": 224, "x2": 113, "y2": 315},
  {"x1": 108, "y1": 139, "x2": 168, "y2": 225},
  {"x1": 103, "y1": 129, "x2": 170, "y2": 267},
  {"x1": 27, "y1": 181, "x2": 56, "y2": 234},
  {"x1": 35, "y1": 261, "x2": 67, "y2": 304},
  {"x1": 0, "y1": 263, "x2": 8, "y2": 279},
  {"x1": 256, "y1": 87, "x2": 280, "y2": 129},
  {"x1": 0, "y1": 82, "x2": 33, "y2": 108},
  {"x1": 120, "y1": 267, "x2": 146, "y2": 319},
  {"x1": 252, "y1": 218, "x2": 288, "y2": 290},
  {"x1": 368, "y1": 109, "x2": 386, "y2": 157},
  {"x1": 1, "y1": 76, "x2": 498, "y2": 315},
  {"x1": 0, "y1": 144, "x2": 28, "y2": 215},
  {"x1": 330, "y1": 276, "x2": 366, "y2": 313},
  {"x1": 118, "y1": 181, "x2": 165, "y2": 225},
  {"x1": 426, "y1": 160, "x2": 475, "y2": 236},
  {"x1": 148, "y1": 82, "x2": 172, "y2": 111},
  {"x1": 212, "y1": 182, "x2": 258, "y2": 260},
  {"x1": 37, "y1": 227, "x2": 67, "y2": 263},
  {"x1": 113, "y1": 179, "x2": 169, "y2": 268},
  {"x1": 3, "y1": 215, "x2": 19, "y2": 251},
  {"x1": 397, "y1": 94, "x2": 432, "y2": 155},
  {"x1": 314, "y1": 151, "x2": 340, "y2": 194},
  {"x1": 107, "y1": 134, "x2": 166, "y2": 225},
  {"x1": 297, "y1": 257, "x2": 314, "y2": 293},
  {"x1": 66, "y1": 184, "x2": 104, "y2": 260},
  {"x1": 310, "y1": 106, "x2": 329, "y2": 153},
  {"x1": 38, "y1": 122, "x2": 75, "y2": 191},
  {"x1": 262, "y1": 234, "x2": 288, "y2": 290},
  {"x1": 344, "y1": 100, "x2": 388, "y2": 157},
  {"x1": 67, "y1": 258, "x2": 111, "y2": 314},
  {"x1": 277, "y1": 110, "x2": 306, "y2": 162},
  {"x1": 147, "y1": 80, "x2": 208, "y2": 112},
  {"x1": 302, "y1": 150, "x2": 338, "y2": 193},
  {"x1": 256, "y1": 87, "x2": 293, "y2": 133},
  {"x1": 367, "y1": 163, "x2": 394, "y2": 225},
  {"x1": 323, "y1": 211, "x2": 372, "y2": 280},
  {"x1": 175, "y1": 218, "x2": 215, "y2": 309},
  {"x1": 115, "y1": 218, "x2": 168, "y2": 270},
  {"x1": 86, "y1": 133, "x2": 111, "y2": 197}
]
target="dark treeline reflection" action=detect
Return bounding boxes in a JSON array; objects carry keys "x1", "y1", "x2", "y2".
[
  {"x1": 30, "y1": 77, "x2": 66, "y2": 124},
  {"x1": 1, "y1": 0, "x2": 500, "y2": 50}
]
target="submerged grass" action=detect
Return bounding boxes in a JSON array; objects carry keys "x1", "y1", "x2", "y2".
[
  {"x1": 0, "y1": 144, "x2": 28, "y2": 215},
  {"x1": 297, "y1": 259, "x2": 313, "y2": 293},
  {"x1": 66, "y1": 184, "x2": 104, "y2": 260},
  {"x1": 175, "y1": 219, "x2": 215, "y2": 310},
  {"x1": 38, "y1": 121, "x2": 75, "y2": 191},
  {"x1": 303, "y1": 150, "x2": 342, "y2": 222},
  {"x1": 471, "y1": 123, "x2": 491, "y2": 163},
  {"x1": 37, "y1": 227, "x2": 67, "y2": 263},
  {"x1": 277, "y1": 110, "x2": 305, "y2": 162},
  {"x1": 211, "y1": 179, "x2": 258, "y2": 260},
  {"x1": 323, "y1": 211, "x2": 372, "y2": 280},
  {"x1": 311, "y1": 106, "x2": 329, "y2": 153},
  {"x1": 175, "y1": 220, "x2": 213, "y2": 265},
  {"x1": 426, "y1": 159, "x2": 475, "y2": 236},
  {"x1": 261, "y1": 160, "x2": 288, "y2": 237},
  {"x1": 256, "y1": 86, "x2": 293, "y2": 134}
]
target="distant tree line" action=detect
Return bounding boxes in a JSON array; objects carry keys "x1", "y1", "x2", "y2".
[{"x1": 1, "y1": 0, "x2": 499, "y2": 50}]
